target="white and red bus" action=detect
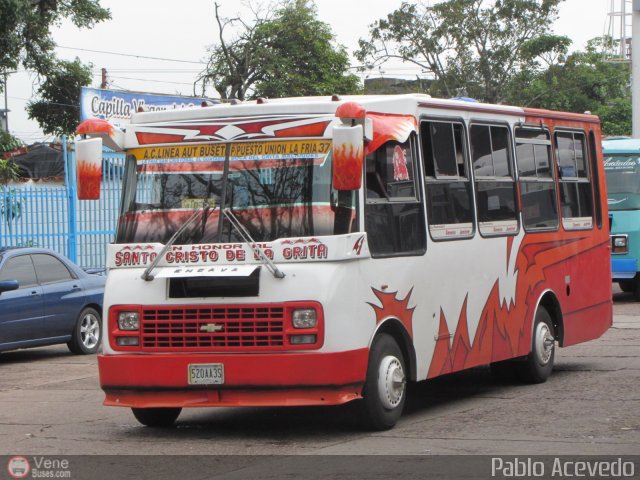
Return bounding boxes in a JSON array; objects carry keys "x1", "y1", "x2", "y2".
[{"x1": 77, "y1": 94, "x2": 612, "y2": 430}]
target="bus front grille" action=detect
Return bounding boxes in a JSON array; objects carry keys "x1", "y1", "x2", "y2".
[{"x1": 140, "y1": 305, "x2": 285, "y2": 351}]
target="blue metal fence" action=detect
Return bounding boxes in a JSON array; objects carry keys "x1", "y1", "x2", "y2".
[{"x1": 0, "y1": 140, "x2": 125, "y2": 270}]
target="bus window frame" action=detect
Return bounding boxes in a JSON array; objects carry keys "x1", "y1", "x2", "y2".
[
  {"x1": 553, "y1": 128, "x2": 594, "y2": 232},
  {"x1": 420, "y1": 115, "x2": 476, "y2": 243},
  {"x1": 588, "y1": 129, "x2": 603, "y2": 229},
  {"x1": 469, "y1": 120, "x2": 520, "y2": 239},
  {"x1": 363, "y1": 133, "x2": 427, "y2": 258},
  {"x1": 364, "y1": 134, "x2": 422, "y2": 205},
  {"x1": 514, "y1": 124, "x2": 560, "y2": 233}
]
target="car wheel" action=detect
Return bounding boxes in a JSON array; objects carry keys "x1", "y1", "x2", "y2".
[
  {"x1": 67, "y1": 307, "x2": 102, "y2": 355},
  {"x1": 515, "y1": 306, "x2": 555, "y2": 384},
  {"x1": 631, "y1": 278, "x2": 640, "y2": 302},
  {"x1": 619, "y1": 280, "x2": 634, "y2": 293},
  {"x1": 358, "y1": 333, "x2": 406, "y2": 431},
  {"x1": 132, "y1": 408, "x2": 182, "y2": 427}
]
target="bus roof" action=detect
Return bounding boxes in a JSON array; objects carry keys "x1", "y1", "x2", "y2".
[
  {"x1": 602, "y1": 137, "x2": 640, "y2": 154},
  {"x1": 128, "y1": 94, "x2": 532, "y2": 125}
]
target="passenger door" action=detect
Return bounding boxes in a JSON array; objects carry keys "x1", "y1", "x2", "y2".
[
  {"x1": 31, "y1": 254, "x2": 84, "y2": 339},
  {"x1": 0, "y1": 255, "x2": 44, "y2": 347}
]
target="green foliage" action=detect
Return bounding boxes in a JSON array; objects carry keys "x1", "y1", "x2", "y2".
[
  {"x1": 0, "y1": 158, "x2": 20, "y2": 184},
  {"x1": 0, "y1": 0, "x2": 110, "y2": 134},
  {"x1": 505, "y1": 38, "x2": 632, "y2": 135},
  {"x1": 356, "y1": 0, "x2": 565, "y2": 103},
  {"x1": 251, "y1": 0, "x2": 361, "y2": 98},
  {"x1": 0, "y1": 130, "x2": 22, "y2": 153},
  {"x1": 0, "y1": 0, "x2": 110, "y2": 80},
  {"x1": 198, "y1": 0, "x2": 361, "y2": 100},
  {"x1": 27, "y1": 58, "x2": 93, "y2": 136}
]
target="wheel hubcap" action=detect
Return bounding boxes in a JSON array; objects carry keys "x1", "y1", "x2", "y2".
[
  {"x1": 535, "y1": 322, "x2": 554, "y2": 365},
  {"x1": 377, "y1": 355, "x2": 405, "y2": 409},
  {"x1": 80, "y1": 314, "x2": 100, "y2": 349}
]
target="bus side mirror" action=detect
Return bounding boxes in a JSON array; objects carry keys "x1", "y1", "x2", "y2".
[
  {"x1": 76, "y1": 137, "x2": 103, "y2": 200},
  {"x1": 332, "y1": 124, "x2": 364, "y2": 191}
]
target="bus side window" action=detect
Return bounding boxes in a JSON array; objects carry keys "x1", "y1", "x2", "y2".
[
  {"x1": 588, "y1": 130, "x2": 603, "y2": 229},
  {"x1": 555, "y1": 131, "x2": 594, "y2": 230},
  {"x1": 515, "y1": 127, "x2": 559, "y2": 231},
  {"x1": 421, "y1": 120, "x2": 474, "y2": 240},
  {"x1": 470, "y1": 124, "x2": 519, "y2": 236},
  {"x1": 364, "y1": 135, "x2": 426, "y2": 257}
]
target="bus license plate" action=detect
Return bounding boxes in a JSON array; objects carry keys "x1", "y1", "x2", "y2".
[{"x1": 188, "y1": 363, "x2": 224, "y2": 385}]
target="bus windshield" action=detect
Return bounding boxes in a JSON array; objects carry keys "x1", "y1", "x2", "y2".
[
  {"x1": 604, "y1": 155, "x2": 640, "y2": 211},
  {"x1": 115, "y1": 140, "x2": 357, "y2": 244}
]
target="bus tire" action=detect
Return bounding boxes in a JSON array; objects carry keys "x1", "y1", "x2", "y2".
[
  {"x1": 618, "y1": 280, "x2": 634, "y2": 294},
  {"x1": 632, "y1": 278, "x2": 640, "y2": 302},
  {"x1": 516, "y1": 306, "x2": 555, "y2": 384},
  {"x1": 358, "y1": 333, "x2": 406, "y2": 431},
  {"x1": 131, "y1": 407, "x2": 182, "y2": 427}
]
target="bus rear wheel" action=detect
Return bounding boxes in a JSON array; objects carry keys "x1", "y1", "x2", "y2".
[
  {"x1": 619, "y1": 277, "x2": 640, "y2": 301},
  {"x1": 515, "y1": 306, "x2": 555, "y2": 384},
  {"x1": 358, "y1": 333, "x2": 406, "y2": 431},
  {"x1": 131, "y1": 407, "x2": 182, "y2": 427}
]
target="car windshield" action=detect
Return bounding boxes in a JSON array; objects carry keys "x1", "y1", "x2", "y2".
[
  {"x1": 604, "y1": 155, "x2": 640, "y2": 211},
  {"x1": 116, "y1": 140, "x2": 357, "y2": 244}
]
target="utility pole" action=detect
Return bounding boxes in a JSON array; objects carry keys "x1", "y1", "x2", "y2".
[
  {"x1": 634, "y1": 1, "x2": 640, "y2": 137},
  {"x1": 3, "y1": 71, "x2": 8, "y2": 133},
  {"x1": 101, "y1": 68, "x2": 108, "y2": 89}
]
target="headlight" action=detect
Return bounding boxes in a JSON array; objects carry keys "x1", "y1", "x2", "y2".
[
  {"x1": 118, "y1": 311, "x2": 140, "y2": 330},
  {"x1": 612, "y1": 235, "x2": 629, "y2": 254},
  {"x1": 292, "y1": 309, "x2": 317, "y2": 329},
  {"x1": 614, "y1": 237, "x2": 627, "y2": 248}
]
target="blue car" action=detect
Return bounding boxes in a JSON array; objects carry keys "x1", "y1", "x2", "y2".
[{"x1": 0, "y1": 247, "x2": 105, "y2": 354}]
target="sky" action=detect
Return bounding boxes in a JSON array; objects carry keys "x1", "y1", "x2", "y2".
[{"x1": 4, "y1": 0, "x2": 612, "y2": 144}]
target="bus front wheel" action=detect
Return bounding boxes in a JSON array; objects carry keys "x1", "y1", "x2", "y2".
[
  {"x1": 516, "y1": 306, "x2": 555, "y2": 384},
  {"x1": 358, "y1": 333, "x2": 407, "y2": 431},
  {"x1": 131, "y1": 407, "x2": 182, "y2": 427}
]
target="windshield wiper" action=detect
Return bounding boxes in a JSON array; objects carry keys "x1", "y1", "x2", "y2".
[
  {"x1": 222, "y1": 208, "x2": 285, "y2": 279},
  {"x1": 141, "y1": 204, "x2": 211, "y2": 281}
]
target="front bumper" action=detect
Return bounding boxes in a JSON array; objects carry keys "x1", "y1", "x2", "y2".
[
  {"x1": 611, "y1": 258, "x2": 637, "y2": 280},
  {"x1": 98, "y1": 349, "x2": 368, "y2": 408}
]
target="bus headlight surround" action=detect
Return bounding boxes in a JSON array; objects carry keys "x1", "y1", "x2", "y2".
[
  {"x1": 292, "y1": 308, "x2": 317, "y2": 329},
  {"x1": 118, "y1": 311, "x2": 140, "y2": 330},
  {"x1": 612, "y1": 235, "x2": 628, "y2": 254}
]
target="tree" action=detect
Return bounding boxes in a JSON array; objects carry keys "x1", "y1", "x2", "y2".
[
  {"x1": 356, "y1": 0, "x2": 567, "y2": 103},
  {"x1": 0, "y1": 158, "x2": 20, "y2": 184},
  {"x1": 0, "y1": 0, "x2": 110, "y2": 82},
  {"x1": 0, "y1": 0, "x2": 110, "y2": 134},
  {"x1": 26, "y1": 58, "x2": 93, "y2": 136},
  {"x1": 251, "y1": 0, "x2": 361, "y2": 98},
  {"x1": 505, "y1": 37, "x2": 632, "y2": 135},
  {"x1": 197, "y1": 0, "x2": 361, "y2": 100}
]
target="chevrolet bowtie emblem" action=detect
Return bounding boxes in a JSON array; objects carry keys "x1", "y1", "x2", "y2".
[{"x1": 200, "y1": 323, "x2": 224, "y2": 333}]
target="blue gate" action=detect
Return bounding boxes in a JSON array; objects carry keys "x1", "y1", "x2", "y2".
[{"x1": 0, "y1": 139, "x2": 125, "y2": 270}]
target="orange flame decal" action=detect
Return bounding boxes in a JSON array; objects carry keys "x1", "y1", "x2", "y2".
[
  {"x1": 368, "y1": 288, "x2": 415, "y2": 337},
  {"x1": 333, "y1": 142, "x2": 364, "y2": 190},
  {"x1": 76, "y1": 160, "x2": 102, "y2": 200},
  {"x1": 427, "y1": 232, "x2": 611, "y2": 379}
]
